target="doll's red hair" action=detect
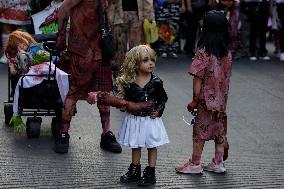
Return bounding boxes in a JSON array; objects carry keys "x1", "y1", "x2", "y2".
[{"x1": 5, "y1": 30, "x2": 39, "y2": 59}]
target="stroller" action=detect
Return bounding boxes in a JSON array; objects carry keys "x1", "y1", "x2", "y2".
[{"x1": 3, "y1": 33, "x2": 67, "y2": 138}]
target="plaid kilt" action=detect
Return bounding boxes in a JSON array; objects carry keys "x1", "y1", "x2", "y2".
[{"x1": 67, "y1": 51, "x2": 113, "y2": 100}]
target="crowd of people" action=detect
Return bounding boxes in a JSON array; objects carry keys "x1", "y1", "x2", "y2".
[
  {"x1": 0, "y1": 0, "x2": 283, "y2": 187},
  {"x1": 2, "y1": 1, "x2": 284, "y2": 63}
]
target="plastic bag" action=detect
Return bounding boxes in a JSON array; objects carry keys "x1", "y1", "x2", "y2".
[{"x1": 143, "y1": 19, "x2": 159, "y2": 44}]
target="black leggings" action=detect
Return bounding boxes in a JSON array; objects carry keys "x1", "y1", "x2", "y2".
[{"x1": 247, "y1": 2, "x2": 270, "y2": 56}]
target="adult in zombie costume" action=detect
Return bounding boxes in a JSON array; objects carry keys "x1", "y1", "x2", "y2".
[
  {"x1": 107, "y1": 0, "x2": 155, "y2": 78},
  {"x1": 55, "y1": 0, "x2": 153, "y2": 154}
]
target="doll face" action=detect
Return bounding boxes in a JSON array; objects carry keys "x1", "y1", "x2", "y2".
[
  {"x1": 18, "y1": 42, "x2": 28, "y2": 52},
  {"x1": 137, "y1": 55, "x2": 156, "y2": 74}
]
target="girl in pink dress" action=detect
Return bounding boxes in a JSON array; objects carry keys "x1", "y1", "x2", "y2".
[{"x1": 175, "y1": 10, "x2": 232, "y2": 174}]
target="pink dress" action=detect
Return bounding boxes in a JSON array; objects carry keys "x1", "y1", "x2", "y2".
[{"x1": 189, "y1": 48, "x2": 232, "y2": 141}]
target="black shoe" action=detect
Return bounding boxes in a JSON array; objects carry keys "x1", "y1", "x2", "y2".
[
  {"x1": 120, "y1": 163, "x2": 141, "y2": 183},
  {"x1": 100, "y1": 131, "x2": 122, "y2": 153},
  {"x1": 138, "y1": 166, "x2": 156, "y2": 187},
  {"x1": 53, "y1": 132, "x2": 69, "y2": 153}
]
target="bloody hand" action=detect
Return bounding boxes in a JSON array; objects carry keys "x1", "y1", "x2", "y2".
[
  {"x1": 187, "y1": 99, "x2": 199, "y2": 112},
  {"x1": 87, "y1": 92, "x2": 99, "y2": 104},
  {"x1": 125, "y1": 101, "x2": 155, "y2": 113}
]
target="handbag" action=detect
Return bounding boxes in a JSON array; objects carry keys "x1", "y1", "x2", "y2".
[{"x1": 98, "y1": 0, "x2": 115, "y2": 61}]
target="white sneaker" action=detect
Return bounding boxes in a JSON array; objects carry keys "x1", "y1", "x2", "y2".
[
  {"x1": 0, "y1": 54, "x2": 8, "y2": 64},
  {"x1": 280, "y1": 53, "x2": 284, "y2": 61},
  {"x1": 259, "y1": 56, "x2": 270, "y2": 61},
  {"x1": 203, "y1": 160, "x2": 226, "y2": 173},
  {"x1": 249, "y1": 56, "x2": 257, "y2": 61},
  {"x1": 170, "y1": 52, "x2": 178, "y2": 58},
  {"x1": 161, "y1": 52, "x2": 167, "y2": 58}
]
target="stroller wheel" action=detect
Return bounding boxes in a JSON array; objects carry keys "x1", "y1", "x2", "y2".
[
  {"x1": 4, "y1": 103, "x2": 13, "y2": 126},
  {"x1": 26, "y1": 117, "x2": 42, "y2": 138},
  {"x1": 51, "y1": 117, "x2": 61, "y2": 137}
]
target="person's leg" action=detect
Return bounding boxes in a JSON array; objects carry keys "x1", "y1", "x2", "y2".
[
  {"x1": 120, "y1": 148, "x2": 142, "y2": 183},
  {"x1": 247, "y1": 3, "x2": 258, "y2": 58},
  {"x1": 98, "y1": 103, "x2": 122, "y2": 153},
  {"x1": 214, "y1": 138, "x2": 225, "y2": 164},
  {"x1": 94, "y1": 58, "x2": 122, "y2": 153},
  {"x1": 148, "y1": 147, "x2": 157, "y2": 167},
  {"x1": 277, "y1": 4, "x2": 284, "y2": 60},
  {"x1": 168, "y1": 3, "x2": 180, "y2": 57},
  {"x1": 60, "y1": 97, "x2": 77, "y2": 132},
  {"x1": 112, "y1": 23, "x2": 127, "y2": 78},
  {"x1": 191, "y1": 139, "x2": 205, "y2": 165},
  {"x1": 132, "y1": 147, "x2": 142, "y2": 165},
  {"x1": 54, "y1": 53, "x2": 89, "y2": 153},
  {"x1": 138, "y1": 148, "x2": 157, "y2": 187},
  {"x1": 203, "y1": 136, "x2": 227, "y2": 173},
  {"x1": 258, "y1": 7, "x2": 270, "y2": 58},
  {"x1": 53, "y1": 96, "x2": 77, "y2": 153},
  {"x1": 98, "y1": 104, "x2": 111, "y2": 134},
  {"x1": 128, "y1": 11, "x2": 142, "y2": 48},
  {"x1": 175, "y1": 139, "x2": 204, "y2": 174},
  {"x1": 0, "y1": 24, "x2": 10, "y2": 63},
  {"x1": 184, "y1": 12, "x2": 198, "y2": 56}
]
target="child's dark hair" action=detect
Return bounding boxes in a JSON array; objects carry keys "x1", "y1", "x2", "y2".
[{"x1": 197, "y1": 10, "x2": 230, "y2": 59}]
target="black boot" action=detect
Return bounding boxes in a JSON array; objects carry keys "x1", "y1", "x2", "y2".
[
  {"x1": 120, "y1": 163, "x2": 141, "y2": 183},
  {"x1": 53, "y1": 132, "x2": 69, "y2": 153},
  {"x1": 138, "y1": 166, "x2": 156, "y2": 187},
  {"x1": 100, "y1": 131, "x2": 122, "y2": 153}
]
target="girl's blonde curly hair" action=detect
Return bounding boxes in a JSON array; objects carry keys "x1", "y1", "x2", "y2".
[
  {"x1": 5, "y1": 29, "x2": 39, "y2": 59},
  {"x1": 116, "y1": 45, "x2": 157, "y2": 96}
]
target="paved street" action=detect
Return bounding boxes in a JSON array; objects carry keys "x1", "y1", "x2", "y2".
[{"x1": 0, "y1": 55, "x2": 284, "y2": 188}]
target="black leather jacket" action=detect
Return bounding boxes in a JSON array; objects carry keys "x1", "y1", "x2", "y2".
[{"x1": 123, "y1": 74, "x2": 168, "y2": 117}]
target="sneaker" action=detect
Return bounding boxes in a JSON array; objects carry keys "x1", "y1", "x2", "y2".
[
  {"x1": 259, "y1": 56, "x2": 270, "y2": 60},
  {"x1": 53, "y1": 132, "x2": 70, "y2": 153},
  {"x1": 169, "y1": 52, "x2": 178, "y2": 58},
  {"x1": 203, "y1": 160, "x2": 226, "y2": 173},
  {"x1": 161, "y1": 52, "x2": 167, "y2": 58},
  {"x1": 100, "y1": 131, "x2": 122, "y2": 153},
  {"x1": 280, "y1": 53, "x2": 284, "y2": 61},
  {"x1": 175, "y1": 159, "x2": 203, "y2": 174},
  {"x1": 249, "y1": 56, "x2": 257, "y2": 61}
]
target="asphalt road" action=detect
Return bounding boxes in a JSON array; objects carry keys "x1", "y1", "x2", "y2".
[{"x1": 0, "y1": 55, "x2": 284, "y2": 188}]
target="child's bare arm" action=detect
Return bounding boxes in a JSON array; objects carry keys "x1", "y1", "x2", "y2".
[
  {"x1": 193, "y1": 76, "x2": 202, "y2": 101},
  {"x1": 187, "y1": 76, "x2": 202, "y2": 112}
]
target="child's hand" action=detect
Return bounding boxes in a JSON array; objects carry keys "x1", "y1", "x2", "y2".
[
  {"x1": 187, "y1": 99, "x2": 198, "y2": 112},
  {"x1": 86, "y1": 92, "x2": 99, "y2": 105},
  {"x1": 150, "y1": 111, "x2": 159, "y2": 119}
]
